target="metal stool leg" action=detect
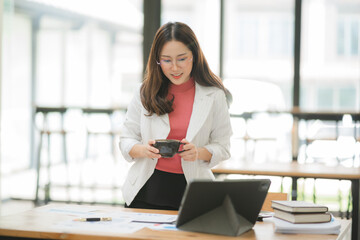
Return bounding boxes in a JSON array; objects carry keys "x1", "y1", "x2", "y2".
[
  {"x1": 62, "y1": 131, "x2": 71, "y2": 203},
  {"x1": 35, "y1": 131, "x2": 44, "y2": 205},
  {"x1": 337, "y1": 181, "x2": 343, "y2": 218},
  {"x1": 44, "y1": 132, "x2": 51, "y2": 204},
  {"x1": 312, "y1": 178, "x2": 317, "y2": 203},
  {"x1": 85, "y1": 131, "x2": 90, "y2": 160},
  {"x1": 346, "y1": 186, "x2": 352, "y2": 219}
]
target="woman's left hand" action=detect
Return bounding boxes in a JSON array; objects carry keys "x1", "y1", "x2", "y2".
[{"x1": 179, "y1": 139, "x2": 198, "y2": 161}]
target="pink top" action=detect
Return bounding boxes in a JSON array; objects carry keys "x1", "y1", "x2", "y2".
[{"x1": 155, "y1": 78, "x2": 195, "y2": 173}]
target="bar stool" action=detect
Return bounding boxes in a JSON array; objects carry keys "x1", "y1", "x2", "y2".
[
  {"x1": 82, "y1": 108, "x2": 117, "y2": 160},
  {"x1": 34, "y1": 106, "x2": 68, "y2": 205},
  {"x1": 81, "y1": 107, "x2": 124, "y2": 204},
  {"x1": 295, "y1": 112, "x2": 360, "y2": 219},
  {"x1": 231, "y1": 112, "x2": 281, "y2": 161}
]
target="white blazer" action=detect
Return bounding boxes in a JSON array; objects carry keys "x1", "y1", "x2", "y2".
[{"x1": 119, "y1": 82, "x2": 233, "y2": 205}]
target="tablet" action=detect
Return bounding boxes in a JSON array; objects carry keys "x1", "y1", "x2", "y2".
[{"x1": 176, "y1": 179, "x2": 271, "y2": 236}]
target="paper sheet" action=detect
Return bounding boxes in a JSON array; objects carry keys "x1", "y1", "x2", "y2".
[
  {"x1": 265, "y1": 216, "x2": 341, "y2": 234},
  {"x1": 55, "y1": 216, "x2": 144, "y2": 234},
  {"x1": 45, "y1": 205, "x2": 178, "y2": 234},
  {"x1": 36, "y1": 205, "x2": 101, "y2": 217}
]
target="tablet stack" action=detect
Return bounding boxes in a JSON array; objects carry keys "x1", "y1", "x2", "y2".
[{"x1": 271, "y1": 200, "x2": 331, "y2": 224}]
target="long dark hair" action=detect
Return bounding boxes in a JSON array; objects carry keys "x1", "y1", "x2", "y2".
[{"x1": 141, "y1": 22, "x2": 231, "y2": 116}]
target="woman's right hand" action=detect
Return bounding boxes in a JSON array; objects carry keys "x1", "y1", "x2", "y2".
[
  {"x1": 145, "y1": 139, "x2": 162, "y2": 159},
  {"x1": 129, "y1": 139, "x2": 162, "y2": 159}
]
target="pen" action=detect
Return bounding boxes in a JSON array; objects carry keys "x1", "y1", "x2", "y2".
[{"x1": 74, "y1": 217, "x2": 112, "y2": 222}]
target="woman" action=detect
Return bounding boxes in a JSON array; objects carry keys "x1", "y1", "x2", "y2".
[{"x1": 119, "y1": 22, "x2": 232, "y2": 210}]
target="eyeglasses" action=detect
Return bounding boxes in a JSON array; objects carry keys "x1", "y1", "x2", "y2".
[{"x1": 156, "y1": 56, "x2": 193, "y2": 68}]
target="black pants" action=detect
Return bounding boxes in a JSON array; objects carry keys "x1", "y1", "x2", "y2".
[{"x1": 125, "y1": 169, "x2": 187, "y2": 210}]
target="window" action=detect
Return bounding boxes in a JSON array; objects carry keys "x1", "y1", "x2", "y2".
[
  {"x1": 223, "y1": 0, "x2": 294, "y2": 110},
  {"x1": 269, "y1": 18, "x2": 293, "y2": 56},
  {"x1": 236, "y1": 17, "x2": 258, "y2": 57},
  {"x1": 1, "y1": 0, "x2": 143, "y2": 201},
  {"x1": 301, "y1": 0, "x2": 360, "y2": 111},
  {"x1": 339, "y1": 87, "x2": 356, "y2": 109},
  {"x1": 337, "y1": 15, "x2": 360, "y2": 56},
  {"x1": 317, "y1": 87, "x2": 333, "y2": 110},
  {"x1": 2, "y1": 10, "x2": 32, "y2": 171},
  {"x1": 162, "y1": 0, "x2": 220, "y2": 74}
]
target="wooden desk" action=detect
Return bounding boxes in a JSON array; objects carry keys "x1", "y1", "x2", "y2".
[
  {"x1": 212, "y1": 160, "x2": 360, "y2": 240},
  {"x1": 0, "y1": 204, "x2": 351, "y2": 240}
]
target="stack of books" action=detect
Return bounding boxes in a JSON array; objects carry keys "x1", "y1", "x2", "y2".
[
  {"x1": 271, "y1": 200, "x2": 331, "y2": 224},
  {"x1": 270, "y1": 200, "x2": 341, "y2": 234}
]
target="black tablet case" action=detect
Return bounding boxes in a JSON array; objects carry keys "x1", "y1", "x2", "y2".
[{"x1": 176, "y1": 179, "x2": 271, "y2": 236}]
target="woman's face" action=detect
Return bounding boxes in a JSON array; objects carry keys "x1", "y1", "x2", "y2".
[{"x1": 158, "y1": 40, "x2": 193, "y2": 85}]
